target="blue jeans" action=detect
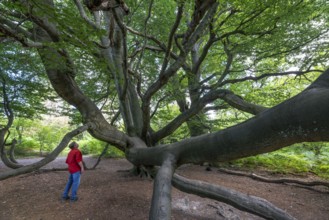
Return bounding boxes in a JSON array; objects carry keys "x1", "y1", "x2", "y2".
[{"x1": 62, "y1": 171, "x2": 81, "y2": 200}]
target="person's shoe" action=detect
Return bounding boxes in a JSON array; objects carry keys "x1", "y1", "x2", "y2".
[
  {"x1": 61, "y1": 196, "x2": 70, "y2": 202},
  {"x1": 70, "y1": 197, "x2": 78, "y2": 202}
]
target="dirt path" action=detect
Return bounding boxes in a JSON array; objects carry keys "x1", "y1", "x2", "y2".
[{"x1": 0, "y1": 157, "x2": 329, "y2": 220}]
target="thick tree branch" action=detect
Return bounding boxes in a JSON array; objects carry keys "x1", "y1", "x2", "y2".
[
  {"x1": 0, "y1": 15, "x2": 33, "y2": 38},
  {"x1": 217, "y1": 38, "x2": 234, "y2": 84},
  {"x1": 8, "y1": 139, "x2": 19, "y2": 164},
  {"x1": 183, "y1": 2, "x2": 218, "y2": 52},
  {"x1": 159, "y1": 4, "x2": 184, "y2": 76},
  {"x1": 191, "y1": 28, "x2": 216, "y2": 75},
  {"x1": 143, "y1": 2, "x2": 219, "y2": 100},
  {"x1": 221, "y1": 91, "x2": 268, "y2": 115},
  {"x1": 0, "y1": 16, "x2": 43, "y2": 48},
  {"x1": 84, "y1": 0, "x2": 129, "y2": 14},
  {"x1": 73, "y1": 0, "x2": 100, "y2": 29},
  {"x1": 182, "y1": 0, "x2": 216, "y2": 46}
]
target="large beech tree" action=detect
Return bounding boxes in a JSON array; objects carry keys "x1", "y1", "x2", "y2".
[{"x1": 0, "y1": 0, "x2": 329, "y2": 219}]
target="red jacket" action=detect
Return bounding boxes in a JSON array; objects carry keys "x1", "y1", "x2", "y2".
[{"x1": 66, "y1": 148, "x2": 83, "y2": 174}]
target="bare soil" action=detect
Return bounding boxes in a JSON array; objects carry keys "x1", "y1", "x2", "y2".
[{"x1": 0, "y1": 157, "x2": 329, "y2": 220}]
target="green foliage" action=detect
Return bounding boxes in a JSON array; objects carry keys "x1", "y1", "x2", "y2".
[
  {"x1": 14, "y1": 137, "x2": 39, "y2": 157},
  {"x1": 104, "y1": 146, "x2": 125, "y2": 158},
  {"x1": 78, "y1": 138, "x2": 105, "y2": 155},
  {"x1": 242, "y1": 73, "x2": 322, "y2": 107},
  {"x1": 79, "y1": 141, "x2": 125, "y2": 158},
  {"x1": 232, "y1": 153, "x2": 310, "y2": 173},
  {"x1": 0, "y1": 44, "x2": 54, "y2": 119},
  {"x1": 10, "y1": 117, "x2": 125, "y2": 158},
  {"x1": 212, "y1": 108, "x2": 251, "y2": 131},
  {"x1": 70, "y1": 134, "x2": 124, "y2": 158},
  {"x1": 151, "y1": 103, "x2": 190, "y2": 143},
  {"x1": 228, "y1": 143, "x2": 329, "y2": 179},
  {"x1": 9, "y1": 118, "x2": 69, "y2": 156},
  {"x1": 313, "y1": 165, "x2": 329, "y2": 179}
]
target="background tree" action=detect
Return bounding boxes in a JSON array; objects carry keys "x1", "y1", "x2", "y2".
[
  {"x1": 0, "y1": 42, "x2": 54, "y2": 166},
  {"x1": 0, "y1": 0, "x2": 328, "y2": 218}
]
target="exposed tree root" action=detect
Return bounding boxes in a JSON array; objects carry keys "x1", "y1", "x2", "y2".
[
  {"x1": 38, "y1": 168, "x2": 67, "y2": 172},
  {"x1": 218, "y1": 168, "x2": 329, "y2": 188},
  {"x1": 172, "y1": 173, "x2": 296, "y2": 220}
]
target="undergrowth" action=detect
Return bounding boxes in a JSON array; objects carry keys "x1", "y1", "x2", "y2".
[{"x1": 226, "y1": 143, "x2": 329, "y2": 179}]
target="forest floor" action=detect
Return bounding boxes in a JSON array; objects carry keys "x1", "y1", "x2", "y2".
[{"x1": 1, "y1": 156, "x2": 329, "y2": 220}]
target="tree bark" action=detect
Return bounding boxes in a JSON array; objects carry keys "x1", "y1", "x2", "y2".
[
  {"x1": 8, "y1": 139, "x2": 19, "y2": 164},
  {"x1": 149, "y1": 154, "x2": 176, "y2": 220}
]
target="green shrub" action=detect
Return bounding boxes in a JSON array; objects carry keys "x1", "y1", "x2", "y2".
[
  {"x1": 313, "y1": 165, "x2": 329, "y2": 179},
  {"x1": 104, "y1": 146, "x2": 125, "y2": 158},
  {"x1": 15, "y1": 138, "x2": 40, "y2": 157},
  {"x1": 75, "y1": 138, "x2": 124, "y2": 158},
  {"x1": 225, "y1": 143, "x2": 329, "y2": 180},
  {"x1": 78, "y1": 138, "x2": 104, "y2": 155},
  {"x1": 230, "y1": 152, "x2": 310, "y2": 174},
  {"x1": 79, "y1": 144, "x2": 90, "y2": 155}
]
